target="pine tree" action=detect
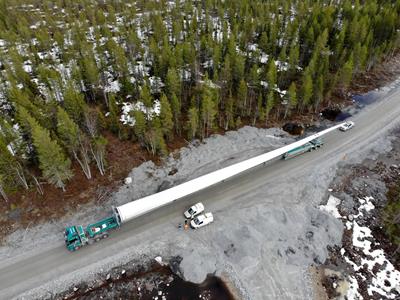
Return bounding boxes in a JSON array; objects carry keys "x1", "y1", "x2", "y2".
[
  {"x1": 170, "y1": 93, "x2": 181, "y2": 134},
  {"x1": 301, "y1": 71, "x2": 313, "y2": 110},
  {"x1": 57, "y1": 107, "x2": 92, "y2": 179},
  {"x1": 140, "y1": 84, "x2": 153, "y2": 116},
  {"x1": 57, "y1": 107, "x2": 80, "y2": 153},
  {"x1": 288, "y1": 43, "x2": 299, "y2": 75},
  {"x1": 159, "y1": 94, "x2": 174, "y2": 141},
  {"x1": 339, "y1": 53, "x2": 354, "y2": 91},
  {"x1": 267, "y1": 58, "x2": 277, "y2": 91},
  {"x1": 201, "y1": 89, "x2": 217, "y2": 138},
  {"x1": 30, "y1": 117, "x2": 73, "y2": 191},
  {"x1": 113, "y1": 43, "x2": 129, "y2": 77},
  {"x1": 0, "y1": 137, "x2": 19, "y2": 192},
  {"x1": 314, "y1": 75, "x2": 324, "y2": 112},
  {"x1": 232, "y1": 54, "x2": 245, "y2": 87},
  {"x1": 144, "y1": 118, "x2": 167, "y2": 156},
  {"x1": 253, "y1": 93, "x2": 263, "y2": 125},
  {"x1": 0, "y1": 119, "x2": 28, "y2": 189},
  {"x1": 265, "y1": 91, "x2": 275, "y2": 125},
  {"x1": 133, "y1": 110, "x2": 146, "y2": 142},
  {"x1": 8, "y1": 86, "x2": 42, "y2": 124},
  {"x1": 237, "y1": 79, "x2": 248, "y2": 116},
  {"x1": 63, "y1": 81, "x2": 88, "y2": 124},
  {"x1": 107, "y1": 94, "x2": 121, "y2": 134},
  {"x1": 165, "y1": 68, "x2": 181, "y2": 98},
  {"x1": 259, "y1": 31, "x2": 268, "y2": 52},
  {"x1": 187, "y1": 106, "x2": 199, "y2": 139},
  {"x1": 81, "y1": 56, "x2": 99, "y2": 100},
  {"x1": 285, "y1": 82, "x2": 297, "y2": 118},
  {"x1": 224, "y1": 93, "x2": 235, "y2": 130}
]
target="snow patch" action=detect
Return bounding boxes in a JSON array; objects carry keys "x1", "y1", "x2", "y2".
[
  {"x1": 120, "y1": 100, "x2": 161, "y2": 126},
  {"x1": 260, "y1": 52, "x2": 269, "y2": 64},
  {"x1": 319, "y1": 195, "x2": 341, "y2": 218},
  {"x1": 341, "y1": 194, "x2": 400, "y2": 299},
  {"x1": 346, "y1": 276, "x2": 362, "y2": 300},
  {"x1": 104, "y1": 80, "x2": 120, "y2": 93},
  {"x1": 275, "y1": 60, "x2": 289, "y2": 72}
]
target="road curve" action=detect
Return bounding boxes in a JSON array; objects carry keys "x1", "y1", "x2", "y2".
[{"x1": 0, "y1": 85, "x2": 400, "y2": 299}]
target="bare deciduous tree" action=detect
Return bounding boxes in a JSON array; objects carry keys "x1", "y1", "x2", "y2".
[
  {"x1": 15, "y1": 162, "x2": 28, "y2": 190},
  {"x1": 74, "y1": 136, "x2": 92, "y2": 179},
  {"x1": 0, "y1": 176, "x2": 8, "y2": 202},
  {"x1": 84, "y1": 109, "x2": 99, "y2": 138},
  {"x1": 32, "y1": 175, "x2": 44, "y2": 195},
  {"x1": 90, "y1": 136, "x2": 107, "y2": 176}
]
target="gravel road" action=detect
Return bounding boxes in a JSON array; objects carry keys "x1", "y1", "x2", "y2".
[{"x1": 0, "y1": 78, "x2": 400, "y2": 300}]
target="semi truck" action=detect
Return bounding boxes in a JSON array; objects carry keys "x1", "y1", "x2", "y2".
[
  {"x1": 65, "y1": 215, "x2": 119, "y2": 251},
  {"x1": 65, "y1": 124, "x2": 343, "y2": 251},
  {"x1": 282, "y1": 138, "x2": 323, "y2": 160}
]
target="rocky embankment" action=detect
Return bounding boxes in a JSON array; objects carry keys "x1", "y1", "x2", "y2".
[
  {"x1": 319, "y1": 130, "x2": 400, "y2": 299},
  {"x1": 57, "y1": 256, "x2": 235, "y2": 300}
]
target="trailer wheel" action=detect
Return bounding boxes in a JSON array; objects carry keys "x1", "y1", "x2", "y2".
[
  {"x1": 75, "y1": 246, "x2": 80, "y2": 251},
  {"x1": 95, "y1": 237, "x2": 100, "y2": 242},
  {"x1": 103, "y1": 234, "x2": 109, "y2": 239}
]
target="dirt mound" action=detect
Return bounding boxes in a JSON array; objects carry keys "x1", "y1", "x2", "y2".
[{"x1": 282, "y1": 123, "x2": 304, "y2": 135}]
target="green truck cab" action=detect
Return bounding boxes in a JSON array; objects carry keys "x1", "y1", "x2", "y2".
[{"x1": 65, "y1": 225, "x2": 89, "y2": 251}]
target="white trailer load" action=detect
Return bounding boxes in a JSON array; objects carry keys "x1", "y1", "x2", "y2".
[{"x1": 114, "y1": 123, "x2": 345, "y2": 224}]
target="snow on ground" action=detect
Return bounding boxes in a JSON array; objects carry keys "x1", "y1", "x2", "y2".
[
  {"x1": 120, "y1": 100, "x2": 161, "y2": 126},
  {"x1": 353, "y1": 196, "x2": 374, "y2": 218},
  {"x1": 149, "y1": 76, "x2": 164, "y2": 93},
  {"x1": 320, "y1": 193, "x2": 400, "y2": 299},
  {"x1": 345, "y1": 212, "x2": 400, "y2": 298},
  {"x1": 260, "y1": 52, "x2": 269, "y2": 64},
  {"x1": 104, "y1": 80, "x2": 120, "y2": 93},
  {"x1": 319, "y1": 195, "x2": 341, "y2": 219},
  {"x1": 275, "y1": 60, "x2": 289, "y2": 72},
  {"x1": 346, "y1": 276, "x2": 361, "y2": 300}
]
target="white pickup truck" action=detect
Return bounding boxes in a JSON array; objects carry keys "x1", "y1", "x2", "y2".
[
  {"x1": 190, "y1": 212, "x2": 214, "y2": 229},
  {"x1": 339, "y1": 121, "x2": 355, "y2": 131},
  {"x1": 184, "y1": 202, "x2": 204, "y2": 219}
]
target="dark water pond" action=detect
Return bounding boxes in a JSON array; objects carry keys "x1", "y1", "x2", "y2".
[
  {"x1": 334, "y1": 111, "x2": 352, "y2": 121},
  {"x1": 322, "y1": 89, "x2": 383, "y2": 122},
  {"x1": 59, "y1": 263, "x2": 235, "y2": 300},
  {"x1": 165, "y1": 274, "x2": 235, "y2": 300}
]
